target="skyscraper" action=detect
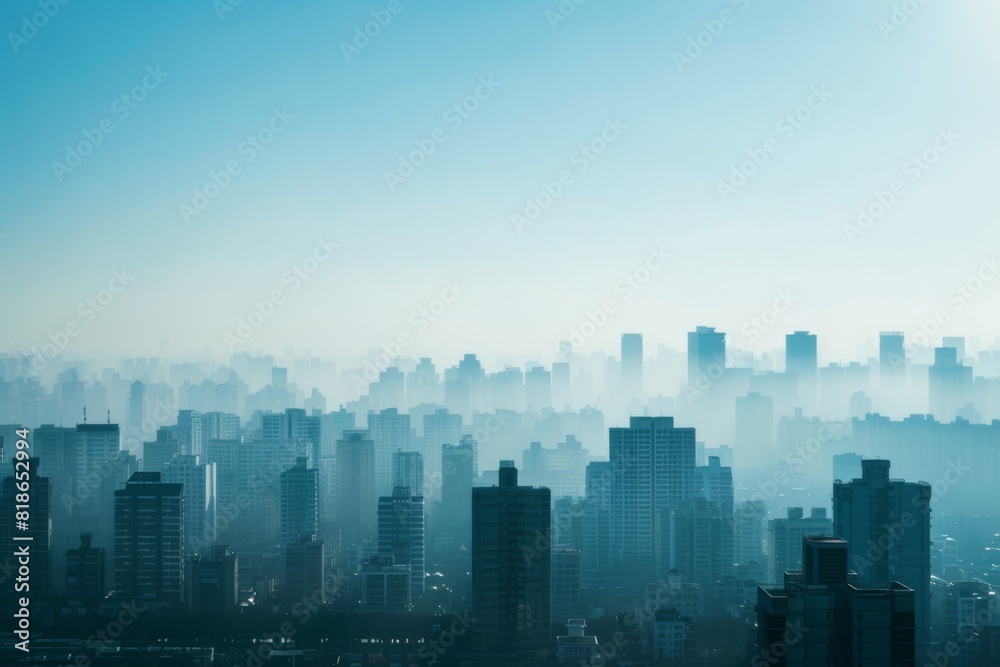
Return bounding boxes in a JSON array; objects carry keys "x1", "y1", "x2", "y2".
[
  {"x1": 114, "y1": 472, "x2": 184, "y2": 609},
  {"x1": 785, "y1": 331, "x2": 817, "y2": 409},
  {"x1": 928, "y1": 346, "x2": 973, "y2": 422},
  {"x1": 284, "y1": 535, "x2": 324, "y2": 607},
  {"x1": 687, "y1": 326, "x2": 726, "y2": 386},
  {"x1": 378, "y1": 486, "x2": 425, "y2": 601},
  {"x1": 189, "y1": 544, "x2": 238, "y2": 615},
  {"x1": 472, "y1": 462, "x2": 551, "y2": 656},
  {"x1": 162, "y1": 454, "x2": 217, "y2": 557},
  {"x1": 621, "y1": 333, "x2": 643, "y2": 400},
  {"x1": 66, "y1": 534, "x2": 105, "y2": 616},
  {"x1": 423, "y1": 408, "x2": 462, "y2": 503},
  {"x1": 367, "y1": 409, "x2": 410, "y2": 499},
  {"x1": 833, "y1": 459, "x2": 931, "y2": 651},
  {"x1": 757, "y1": 536, "x2": 916, "y2": 665},
  {"x1": 280, "y1": 456, "x2": 319, "y2": 545},
  {"x1": 609, "y1": 416, "x2": 697, "y2": 575},
  {"x1": 879, "y1": 331, "x2": 907, "y2": 413},
  {"x1": 391, "y1": 449, "x2": 424, "y2": 496},
  {"x1": 436, "y1": 441, "x2": 474, "y2": 554},
  {"x1": 336, "y1": 431, "x2": 376, "y2": 555},
  {"x1": 768, "y1": 507, "x2": 832, "y2": 583}
]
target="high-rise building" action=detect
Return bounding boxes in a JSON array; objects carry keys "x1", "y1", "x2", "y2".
[
  {"x1": 336, "y1": 431, "x2": 376, "y2": 554},
  {"x1": 687, "y1": 326, "x2": 726, "y2": 386},
  {"x1": 621, "y1": 333, "x2": 643, "y2": 401},
  {"x1": 734, "y1": 500, "x2": 767, "y2": 582},
  {"x1": 522, "y1": 436, "x2": 589, "y2": 499},
  {"x1": 66, "y1": 534, "x2": 105, "y2": 615},
  {"x1": 436, "y1": 441, "x2": 474, "y2": 554},
  {"x1": 378, "y1": 486, "x2": 425, "y2": 601},
  {"x1": 768, "y1": 507, "x2": 832, "y2": 584},
  {"x1": 368, "y1": 409, "x2": 410, "y2": 499},
  {"x1": 551, "y1": 548, "x2": 582, "y2": 626},
  {"x1": 280, "y1": 457, "x2": 319, "y2": 545},
  {"x1": 697, "y1": 455, "x2": 734, "y2": 516},
  {"x1": 659, "y1": 498, "x2": 734, "y2": 596},
  {"x1": 472, "y1": 462, "x2": 551, "y2": 655},
  {"x1": 785, "y1": 331, "x2": 817, "y2": 409},
  {"x1": 423, "y1": 409, "x2": 462, "y2": 503},
  {"x1": 391, "y1": 449, "x2": 424, "y2": 495},
  {"x1": 360, "y1": 553, "x2": 410, "y2": 612},
  {"x1": 833, "y1": 459, "x2": 931, "y2": 651},
  {"x1": 189, "y1": 545, "x2": 238, "y2": 615},
  {"x1": 757, "y1": 536, "x2": 916, "y2": 665},
  {"x1": 879, "y1": 331, "x2": 907, "y2": 413},
  {"x1": 525, "y1": 365, "x2": 552, "y2": 411},
  {"x1": 582, "y1": 461, "x2": 615, "y2": 583},
  {"x1": 610, "y1": 416, "x2": 697, "y2": 575},
  {"x1": 162, "y1": 454, "x2": 217, "y2": 557},
  {"x1": 928, "y1": 346, "x2": 973, "y2": 422},
  {"x1": 114, "y1": 472, "x2": 184, "y2": 609},
  {"x1": 284, "y1": 535, "x2": 324, "y2": 606}
]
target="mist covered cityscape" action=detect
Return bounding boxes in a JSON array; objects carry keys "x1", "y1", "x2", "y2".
[{"x1": 4, "y1": 0, "x2": 1000, "y2": 665}]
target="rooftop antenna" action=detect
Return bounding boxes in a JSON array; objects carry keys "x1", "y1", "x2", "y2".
[
  {"x1": 83, "y1": 403, "x2": 87, "y2": 424},
  {"x1": 107, "y1": 409, "x2": 111, "y2": 424}
]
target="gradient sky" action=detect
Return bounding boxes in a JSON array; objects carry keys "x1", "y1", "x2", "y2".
[{"x1": 2, "y1": 0, "x2": 998, "y2": 368}]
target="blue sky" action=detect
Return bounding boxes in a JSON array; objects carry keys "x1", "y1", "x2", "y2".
[{"x1": 1, "y1": 0, "x2": 998, "y2": 367}]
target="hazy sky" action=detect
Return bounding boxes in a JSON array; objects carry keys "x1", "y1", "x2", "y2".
[{"x1": 2, "y1": 0, "x2": 998, "y2": 367}]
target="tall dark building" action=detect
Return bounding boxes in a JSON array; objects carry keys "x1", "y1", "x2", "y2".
[
  {"x1": 189, "y1": 545, "x2": 238, "y2": 615},
  {"x1": 66, "y1": 533, "x2": 105, "y2": 616},
  {"x1": 377, "y1": 486, "x2": 425, "y2": 602},
  {"x1": 757, "y1": 536, "x2": 916, "y2": 665},
  {"x1": 114, "y1": 472, "x2": 184, "y2": 609},
  {"x1": 436, "y1": 441, "x2": 474, "y2": 554},
  {"x1": 284, "y1": 535, "x2": 324, "y2": 607},
  {"x1": 280, "y1": 457, "x2": 319, "y2": 545},
  {"x1": 336, "y1": 430, "x2": 376, "y2": 557},
  {"x1": 833, "y1": 459, "x2": 931, "y2": 652},
  {"x1": 472, "y1": 462, "x2": 551, "y2": 658},
  {"x1": 621, "y1": 333, "x2": 643, "y2": 401}
]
